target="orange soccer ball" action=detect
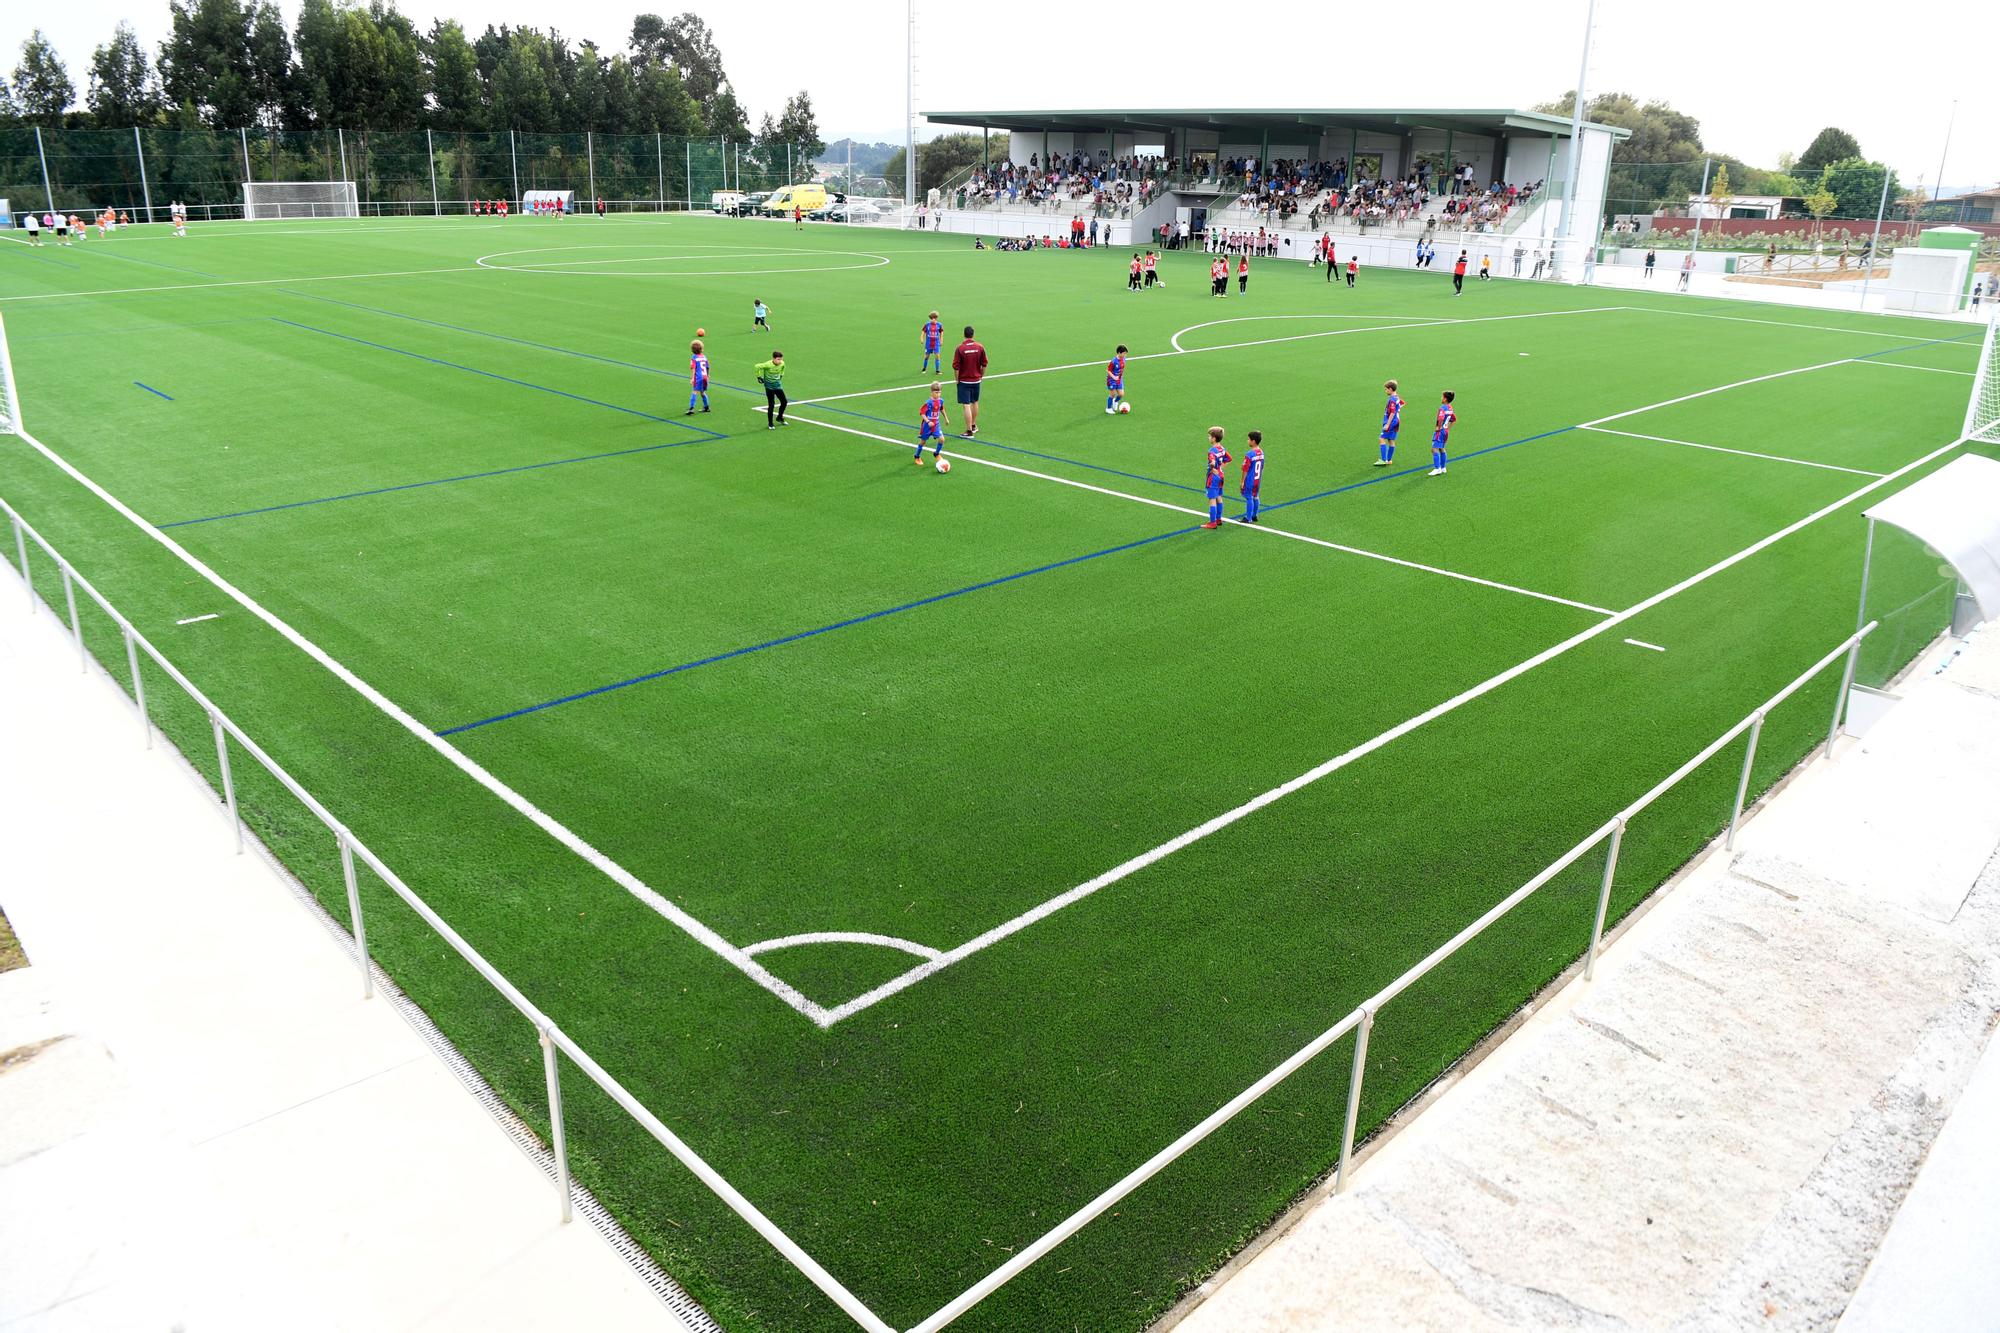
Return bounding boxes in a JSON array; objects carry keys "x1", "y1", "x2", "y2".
[{"x1": 695, "y1": 327, "x2": 706, "y2": 338}]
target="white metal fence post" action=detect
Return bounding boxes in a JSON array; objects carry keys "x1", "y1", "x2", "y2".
[
  {"x1": 427, "y1": 128, "x2": 439, "y2": 215},
  {"x1": 337, "y1": 127, "x2": 348, "y2": 184},
  {"x1": 540, "y1": 1026, "x2": 573, "y2": 1222},
  {"x1": 1726, "y1": 712, "x2": 1764, "y2": 850},
  {"x1": 59, "y1": 561, "x2": 85, "y2": 670},
  {"x1": 657, "y1": 132, "x2": 664, "y2": 211},
  {"x1": 1585, "y1": 818, "x2": 1626, "y2": 980},
  {"x1": 122, "y1": 624, "x2": 151, "y2": 748},
  {"x1": 685, "y1": 142, "x2": 692, "y2": 209},
  {"x1": 1826, "y1": 640, "x2": 1864, "y2": 756},
  {"x1": 134, "y1": 126, "x2": 154, "y2": 223},
  {"x1": 211, "y1": 712, "x2": 243, "y2": 853},
  {"x1": 240, "y1": 127, "x2": 253, "y2": 186},
  {"x1": 338, "y1": 832, "x2": 374, "y2": 997},
  {"x1": 12, "y1": 517, "x2": 32, "y2": 612},
  {"x1": 34, "y1": 126, "x2": 56, "y2": 214},
  {"x1": 510, "y1": 129, "x2": 520, "y2": 203},
  {"x1": 586, "y1": 131, "x2": 595, "y2": 202},
  {"x1": 1335, "y1": 1007, "x2": 1376, "y2": 1192}
]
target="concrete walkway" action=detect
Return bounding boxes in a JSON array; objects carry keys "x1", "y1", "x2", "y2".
[
  {"x1": 0, "y1": 581, "x2": 702, "y2": 1332},
  {"x1": 1174, "y1": 626, "x2": 2000, "y2": 1332}
]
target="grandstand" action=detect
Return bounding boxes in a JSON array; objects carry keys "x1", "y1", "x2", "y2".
[{"x1": 919, "y1": 106, "x2": 1625, "y2": 263}]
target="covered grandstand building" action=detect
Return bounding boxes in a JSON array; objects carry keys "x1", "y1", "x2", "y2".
[{"x1": 917, "y1": 106, "x2": 1626, "y2": 273}]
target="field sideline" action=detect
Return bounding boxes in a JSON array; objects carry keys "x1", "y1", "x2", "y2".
[{"x1": 1, "y1": 213, "x2": 1990, "y2": 1331}]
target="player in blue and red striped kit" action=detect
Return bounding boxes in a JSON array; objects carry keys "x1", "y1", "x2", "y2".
[
  {"x1": 686, "y1": 340, "x2": 711, "y2": 415},
  {"x1": 1429, "y1": 391, "x2": 1456, "y2": 476},
  {"x1": 1373, "y1": 379, "x2": 1402, "y2": 465},
  {"x1": 921, "y1": 311, "x2": 944, "y2": 374},
  {"x1": 1105, "y1": 344, "x2": 1128, "y2": 413},
  {"x1": 1202, "y1": 427, "x2": 1231, "y2": 528},
  {"x1": 1238, "y1": 432, "x2": 1265, "y2": 523},
  {"x1": 914, "y1": 381, "x2": 950, "y2": 462}
]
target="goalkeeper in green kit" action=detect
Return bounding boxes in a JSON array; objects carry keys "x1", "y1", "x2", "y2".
[{"x1": 756, "y1": 351, "x2": 787, "y2": 429}]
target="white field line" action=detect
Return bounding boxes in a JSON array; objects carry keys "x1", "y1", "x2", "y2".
[
  {"x1": 1578, "y1": 425, "x2": 1886, "y2": 477},
  {"x1": 1619, "y1": 304, "x2": 1970, "y2": 343},
  {"x1": 0, "y1": 233, "x2": 35, "y2": 247},
  {"x1": 799, "y1": 307, "x2": 1630, "y2": 406},
  {"x1": 1166, "y1": 313, "x2": 1449, "y2": 353},
  {"x1": 175, "y1": 612, "x2": 220, "y2": 625},
  {"x1": 742, "y1": 931, "x2": 944, "y2": 962},
  {"x1": 814, "y1": 426, "x2": 1975, "y2": 1026},
  {"x1": 0, "y1": 264, "x2": 485, "y2": 303},
  {"x1": 1848, "y1": 359, "x2": 1974, "y2": 377},
  {"x1": 6, "y1": 423, "x2": 836, "y2": 1026},
  {"x1": 1624, "y1": 638, "x2": 1667, "y2": 652},
  {"x1": 1580, "y1": 355, "x2": 1861, "y2": 428},
  {"x1": 777, "y1": 410, "x2": 1614, "y2": 615}
]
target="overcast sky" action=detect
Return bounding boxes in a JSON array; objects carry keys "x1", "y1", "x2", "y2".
[{"x1": 9, "y1": 0, "x2": 1994, "y2": 189}]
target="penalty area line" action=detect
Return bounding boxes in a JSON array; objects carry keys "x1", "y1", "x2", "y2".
[
  {"x1": 772, "y1": 409, "x2": 1613, "y2": 615},
  {"x1": 1577, "y1": 426, "x2": 1885, "y2": 477},
  {"x1": 816, "y1": 425, "x2": 1976, "y2": 1025}
]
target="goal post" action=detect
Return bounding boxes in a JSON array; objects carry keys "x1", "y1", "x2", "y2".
[
  {"x1": 243, "y1": 181, "x2": 360, "y2": 220},
  {"x1": 0, "y1": 311, "x2": 20, "y2": 436},
  {"x1": 1963, "y1": 315, "x2": 2000, "y2": 446}
]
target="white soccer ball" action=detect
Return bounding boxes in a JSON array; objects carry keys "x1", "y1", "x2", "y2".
[
  {"x1": 935, "y1": 458, "x2": 951, "y2": 473},
  {"x1": 1116, "y1": 401, "x2": 1132, "y2": 414}
]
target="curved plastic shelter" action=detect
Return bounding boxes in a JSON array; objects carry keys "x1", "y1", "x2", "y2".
[{"x1": 1859, "y1": 453, "x2": 2000, "y2": 635}]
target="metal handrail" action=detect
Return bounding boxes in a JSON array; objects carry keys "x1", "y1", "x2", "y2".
[
  {"x1": 0, "y1": 495, "x2": 897, "y2": 1333},
  {"x1": 4, "y1": 479, "x2": 1882, "y2": 1333}
]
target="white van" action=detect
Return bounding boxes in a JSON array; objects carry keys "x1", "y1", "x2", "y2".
[{"x1": 711, "y1": 191, "x2": 744, "y2": 214}]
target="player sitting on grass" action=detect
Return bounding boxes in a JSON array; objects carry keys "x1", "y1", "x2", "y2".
[
  {"x1": 1203, "y1": 427, "x2": 1232, "y2": 529},
  {"x1": 1429, "y1": 391, "x2": 1456, "y2": 477},
  {"x1": 1238, "y1": 431, "x2": 1265, "y2": 524},
  {"x1": 1105, "y1": 345, "x2": 1128, "y2": 414},
  {"x1": 915, "y1": 383, "x2": 950, "y2": 463},
  {"x1": 921, "y1": 311, "x2": 944, "y2": 374},
  {"x1": 687, "y1": 340, "x2": 711, "y2": 415},
  {"x1": 1374, "y1": 379, "x2": 1402, "y2": 466}
]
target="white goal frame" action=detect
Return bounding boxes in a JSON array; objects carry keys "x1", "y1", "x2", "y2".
[{"x1": 244, "y1": 181, "x2": 360, "y2": 220}]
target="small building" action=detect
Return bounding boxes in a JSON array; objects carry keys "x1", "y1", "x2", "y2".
[
  {"x1": 1683, "y1": 194, "x2": 1794, "y2": 221},
  {"x1": 1935, "y1": 186, "x2": 2000, "y2": 225}
]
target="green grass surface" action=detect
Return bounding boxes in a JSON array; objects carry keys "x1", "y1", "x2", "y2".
[{"x1": 1, "y1": 214, "x2": 1988, "y2": 1331}]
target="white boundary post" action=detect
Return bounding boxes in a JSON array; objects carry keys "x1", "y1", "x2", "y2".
[
  {"x1": 1334, "y1": 1007, "x2": 1375, "y2": 1192},
  {"x1": 1584, "y1": 818, "x2": 1625, "y2": 980},
  {"x1": 1826, "y1": 638, "x2": 1863, "y2": 755},
  {"x1": 210, "y1": 711, "x2": 243, "y2": 852},
  {"x1": 540, "y1": 1026, "x2": 573, "y2": 1222},
  {"x1": 427, "y1": 128, "x2": 439, "y2": 215},
  {"x1": 122, "y1": 624, "x2": 151, "y2": 748},
  {"x1": 1855, "y1": 516, "x2": 1877, "y2": 633},
  {"x1": 134, "y1": 127, "x2": 154, "y2": 223},
  {"x1": 34, "y1": 126, "x2": 56, "y2": 213},
  {"x1": 1726, "y1": 712, "x2": 1764, "y2": 850},
  {"x1": 59, "y1": 561, "x2": 85, "y2": 670},
  {"x1": 11, "y1": 517, "x2": 30, "y2": 611},
  {"x1": 338, "y1": 831, "x2": 374, "y2": 997}
]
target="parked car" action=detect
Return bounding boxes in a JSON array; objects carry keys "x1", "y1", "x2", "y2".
[
  {"x1": 731, "y1": 192, "x2": 772, "y2": 217},
  {"x1": 710, "y1": 190, "x2": 744, "y2": 214},
  {"x1": 807, "y1": 193, "x2": 852, "y2": 220}
]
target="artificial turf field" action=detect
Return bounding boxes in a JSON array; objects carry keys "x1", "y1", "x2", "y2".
[{"x1": 1, "y1": 213, "x2": 1991, "y2": 1330}]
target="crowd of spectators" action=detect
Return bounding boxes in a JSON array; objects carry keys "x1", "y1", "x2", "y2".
[{"x1": 955, "y1": 152, "x2": 1169, "y2": 216}]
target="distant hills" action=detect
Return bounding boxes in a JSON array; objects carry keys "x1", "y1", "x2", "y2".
[{"x1": 819, "y1": 140, "x2": 899, "y2": 174}]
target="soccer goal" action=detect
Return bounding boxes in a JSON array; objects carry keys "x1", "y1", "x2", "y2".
[
  {"x1": 1965, "y1": 315, "x2": 2000, "y2": 446},
  {"x1": 243, "y1": 181, "x2": 360, "y2": 220}
]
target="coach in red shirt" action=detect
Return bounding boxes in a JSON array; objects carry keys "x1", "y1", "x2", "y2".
[{"x1": 952, "y1": 325, "x2": 988, "y2": 437}]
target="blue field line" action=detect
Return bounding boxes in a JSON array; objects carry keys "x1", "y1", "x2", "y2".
[
  {"x1": 12, "y1": 246, "x2": 82, "y2": 269},
  {"x1": 1846, "y1": 328, "x2": 1984, "y2": 363},
  {"x1": 133, "y1": 381, "x2": 174, "y2": 402},
  {"x1": 157, "y1": 433, "x2": 739, "y2": 528},
  {"x1": 267, "y1": 318, "x2": 727, "y2": 441},
  {"x1": 1262, "y1": 426, "x2": 1577, "y2": 513},
  {"x1": 437, "y1": 523, "x2": 1200, "y2": 735},
  {"x1": 79, "y1": 244, "x2": 225, "y2": 281}
]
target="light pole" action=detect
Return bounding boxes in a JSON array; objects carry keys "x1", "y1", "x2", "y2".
[
  {"x1": 1930, "y1": 99, "x2": 1956, "y2": 205},
  {"x1": 1557, "y1": 0, "x2": 1597, "y2": 278},
  {"x1": 904, "y1": 0, "x2": 917, "y2": 206}
]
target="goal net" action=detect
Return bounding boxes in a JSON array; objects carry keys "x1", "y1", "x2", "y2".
[
  {"x1": 1965, "y1": 315, "x2": 2000, "y2": 445},
  {"x1": 0, "y1": 312, "x2": 19, "y2": 436},
  {"x1": 244, "y1": 181, "x2": 360, "y2": 220}
]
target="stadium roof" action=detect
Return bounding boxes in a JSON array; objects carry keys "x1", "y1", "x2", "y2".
[{"x1": 921, "y1": 107, "x2": 1631, "y2": 140}]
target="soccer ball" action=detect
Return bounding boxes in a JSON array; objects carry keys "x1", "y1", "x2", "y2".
[
  {"x1": 935, "y1": 458, "x2": 952, "y2": 474},
  {"x1": 695, "y1": 327, "x2": 706, "y2": 338},
  {"x1": 1115, "y1": 401, "x2": 1132, "y2": 414}
]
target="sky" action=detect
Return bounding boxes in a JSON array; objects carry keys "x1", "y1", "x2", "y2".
[{"x1": 7, "y1": 0, "x2": 1995, "y2": 190}]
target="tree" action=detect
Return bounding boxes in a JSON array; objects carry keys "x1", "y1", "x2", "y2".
[
  {"x1": 633, "y1": 60, "x2": 700, "y2": 135},
  {"x1": 1796, "y1": 127, "x2": 1861, "y2": 181},
  {"x1": 425, "y1": 19, "x2": 481, "y2": 129},
  {"x1": 0, "y1": 74, "x2": 18, "y2": 124},
  {"x1": 1802, "y1": 185, "x2": 1839, "y2": 238},
  {"x1": 773, "y1": 90, "x2": 822, "y2": 179},
  {"x1": 88, "y1": 23, "x2": 160, "y2": 126},
  {"x1": 12, "y1": 30, "x2": 75, "y2": 126},
  {"x1": 1818, "y1": 158, "x2": 1897, "y2": 220},
  {"x1": 883, "y1": 131, "x2": 987, "y2": 199},
  {"x1": 1537, "y1": 89, "x2": 1708, "y2": 216},
  {"x1": 248, "y1": 2, "x2": 301, "y2": 132},
  {"x1": 488, "y1": 30, "x2": 554, "y2": 132},
  {"x1": 161, "y1": 0, "x2": 258, "y2": 127},
  {"x1": 705, "y1": 83, "x2": 748, "y2": 140},
  {"x1": 1707, "y1": 163, "x2": 1731, "y2": 216}
]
